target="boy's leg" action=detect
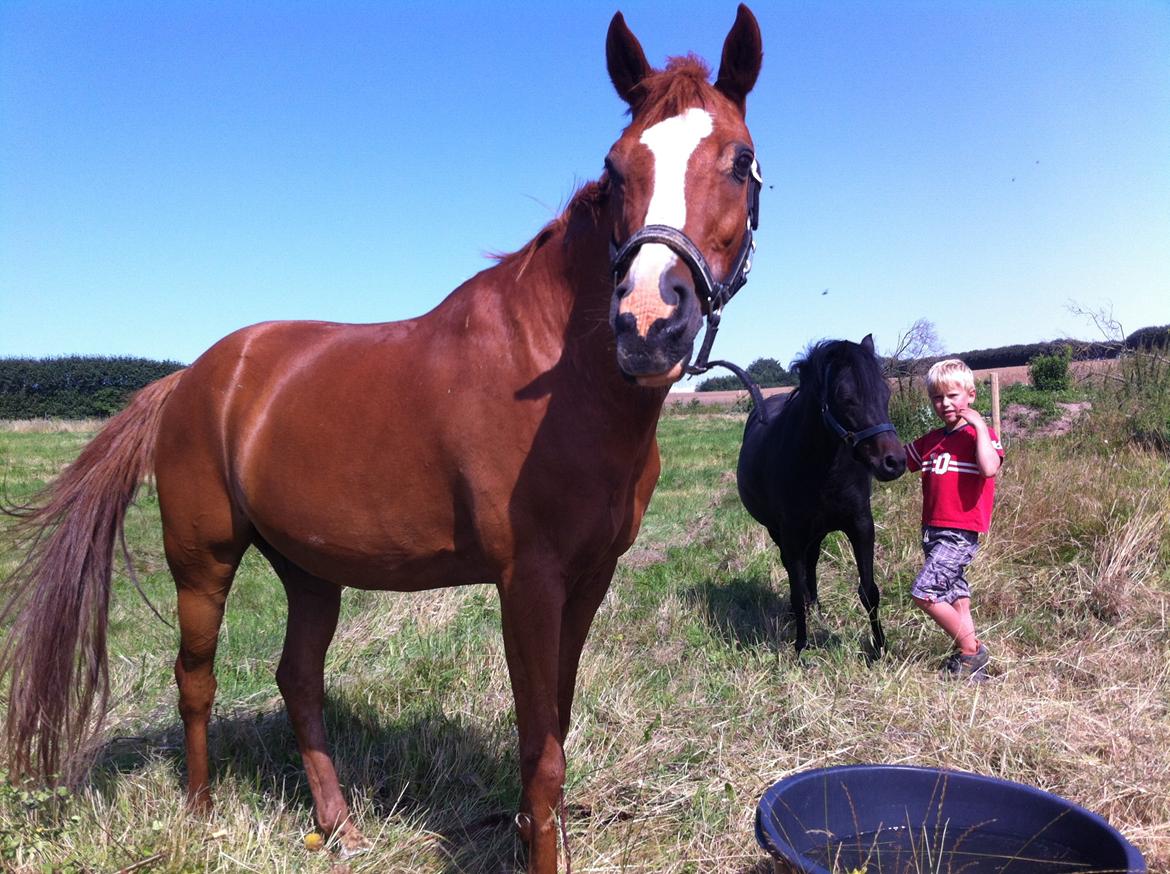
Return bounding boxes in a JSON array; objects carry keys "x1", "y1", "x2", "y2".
[
  {"x1": 952, "y1": 597, "x2": 978, "y2": 652},
  {"x1": 912, "y1": 595, "x2": 979, "y2": 655}
]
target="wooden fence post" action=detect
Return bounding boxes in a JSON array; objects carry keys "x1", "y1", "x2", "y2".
[{"x1": 991, "y1": 371, "x2": 1001, "y2": 436}]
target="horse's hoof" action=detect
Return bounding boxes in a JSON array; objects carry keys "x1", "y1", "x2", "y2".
[
  {"x1": 514, "y1": 811, "x2": 534, "y2": 843},
  {"x1": 338, "y1": 827, "x2": 372, "y2": 859}
]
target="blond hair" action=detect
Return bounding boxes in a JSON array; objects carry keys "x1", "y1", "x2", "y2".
[{"x1": 926, "y1": 358, "x2": 976, "y2": 394}]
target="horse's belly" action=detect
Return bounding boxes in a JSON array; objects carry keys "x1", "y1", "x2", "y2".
[{"x1": 237, "y1": 445, "x2": 512, "y2": 590}]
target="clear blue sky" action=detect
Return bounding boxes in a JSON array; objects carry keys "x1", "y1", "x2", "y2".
[{"x1": 3, "y1": 1, "x2": 1167, "y2": 385}]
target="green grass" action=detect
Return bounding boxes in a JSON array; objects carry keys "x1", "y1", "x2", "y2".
[{"x1": 1, "y1": 407, "x2": 1168, "y2": 872}]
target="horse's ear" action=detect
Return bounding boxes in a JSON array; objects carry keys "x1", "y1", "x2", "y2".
[
  {"x1": 607, "y1": 12, "x2": 653, "y2": 109},
  {"x1": 861, "y1": 334, "x2": 875, "y2": 353},
  {"x1": 715, "y1": 4, "x2": 763, "y2": 115}
]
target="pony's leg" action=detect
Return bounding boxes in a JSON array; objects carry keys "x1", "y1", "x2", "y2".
[
  {"x1": 802, "y1": 535, "x2": 825, "y2": 611},
  {"x1": 268, "y1": 559, "x2": 370, "y2": 855},
  {"x1": 779, "y1": 551, "x2": 809, "y2": 654},
  {"x1": 167, "y1": 535, "x2": 246, "y2": 811},
  {"x1": 846, "y1": 518, "x2": 885, "y2": 655},
  {"x1": 498, "y1": 570, "x2": 567, "y2": 874}
]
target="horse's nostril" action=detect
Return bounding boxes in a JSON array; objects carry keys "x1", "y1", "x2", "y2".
[
  {"x1": 615, "y1": 283, "x2": 632, "y2": 300},
  {"x1": 669, "y1": 284, "x2": 687, "y2": 306}
]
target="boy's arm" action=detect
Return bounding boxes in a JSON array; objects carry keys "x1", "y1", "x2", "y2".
[
  {"x1": 904, "y1": 439, "x2": 922, "y2": 472},
  {"x1": 958, "y1": 408, "x2": 1002, "y2": 476}
]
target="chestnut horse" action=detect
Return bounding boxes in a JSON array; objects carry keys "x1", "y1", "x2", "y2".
[{"x1": 1, "y1": 7, "x2": 762, "y2": 873}]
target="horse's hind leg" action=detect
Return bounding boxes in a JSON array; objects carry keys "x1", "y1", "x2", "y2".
[
  {"x1": 263, "y1": 552, "x2": 369, "y2": 855},
  {"x1": 846, "y1": 518, "x2": 885, "y2": 655},
  {"x1": 166, "y1": 530, "x2": 248, "y2": 811}
]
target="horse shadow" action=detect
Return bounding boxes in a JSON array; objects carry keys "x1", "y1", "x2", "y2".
[
  {"x1": 91, "y1": 697, "x2": 526, "y2": 873},
  {"x1": 684, "y1": 575, "x2": 847, "y2": 655}
]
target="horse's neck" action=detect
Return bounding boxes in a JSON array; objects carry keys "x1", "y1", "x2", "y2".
[{"x1": 485, "y1": 200, "x2": 667, "y2": 423}]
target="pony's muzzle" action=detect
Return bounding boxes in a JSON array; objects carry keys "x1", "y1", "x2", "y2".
[{"x1": 860, "y1": 433, "x2": 907, "y2": 482}]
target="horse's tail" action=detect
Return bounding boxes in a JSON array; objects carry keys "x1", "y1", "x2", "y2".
[{"x1": 0, "y1": 369, "x2": 186, "y2": 782}]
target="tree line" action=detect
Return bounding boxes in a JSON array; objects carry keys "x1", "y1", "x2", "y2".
[
  {"x1": 696, "y1": 323, "x2": 1168, "y2": 392},
  {"x1": 2, "y1": 324, "x2": 1165, "y2": 416},
  {"x1": 0, "y1": 356, "x2": 185, "y2": 418}
]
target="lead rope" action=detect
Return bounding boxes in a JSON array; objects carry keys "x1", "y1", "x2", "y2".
[{"x1": 685, "y1": 340, "x2": 770, "y2": 425}]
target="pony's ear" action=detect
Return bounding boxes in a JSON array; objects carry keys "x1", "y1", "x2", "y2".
[
  {"x1": 861, "y1": 334, "x2": 875, "y2": 353},
  {"x1": 607, "y1": 12, "x2": 653, "y2": 109},
  {"x1": 715, "y1": 5, "x2": 762, "y2": 115}
]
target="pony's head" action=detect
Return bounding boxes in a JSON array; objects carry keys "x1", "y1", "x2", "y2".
[
  {"x1": 798, "y1": 335, "x2": 907, "y2": 482},
  {"x1": 604, "y1": 5, "x2": 762, "y2": 387}
]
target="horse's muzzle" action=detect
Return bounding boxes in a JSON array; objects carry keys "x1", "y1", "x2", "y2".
[
  {"x1": 610, "y1": 292, "x2": 702, "y2": 385},
  {"x1": 609, "y1": 244, "x2": 704, "y2": 385}
]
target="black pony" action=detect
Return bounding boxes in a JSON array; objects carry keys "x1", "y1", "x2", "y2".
[{"x1": 737, "y1": 335, "x2": 906, "y2": 655}]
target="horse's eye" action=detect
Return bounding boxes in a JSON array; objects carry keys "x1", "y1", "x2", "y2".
[{"x1": 733, "y1": 150, "x2": 755, "y2": 182}]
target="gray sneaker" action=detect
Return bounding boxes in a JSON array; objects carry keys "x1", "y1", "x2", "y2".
[{"x1": 942, "y1": 644, "x2": 989, "y2": 681}]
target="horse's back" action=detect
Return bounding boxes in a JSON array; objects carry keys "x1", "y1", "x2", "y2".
[{"x1": 151, "y1": 317, "x2": 519, "y2": 584}]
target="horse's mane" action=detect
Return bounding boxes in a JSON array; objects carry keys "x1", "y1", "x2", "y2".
[
  {"x1": 632, "y1": 55, "x2": 716, "y2": 125},
  {"x1": 490, "y1": 56, "x2": 715, "y2": 277},
  {"x1": 491, "y1": 180, "x2": 608, "y2": 276}
]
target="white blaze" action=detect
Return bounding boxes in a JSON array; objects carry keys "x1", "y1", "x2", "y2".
[
  {"x1": 629, "y1": 108, "x2": 714, "y2": 281},
  {"x1": 640, "y1": 107, "x2": 713, "y2": 226}
]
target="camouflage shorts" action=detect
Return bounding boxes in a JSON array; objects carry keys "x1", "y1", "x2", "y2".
[{"x1": 911, "y1": 526, "x2": 980, "y2": 604}]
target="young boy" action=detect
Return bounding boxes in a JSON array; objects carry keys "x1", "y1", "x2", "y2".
[{"x1": 905, "y1": 359, "x2": 1004, "y2": 680}]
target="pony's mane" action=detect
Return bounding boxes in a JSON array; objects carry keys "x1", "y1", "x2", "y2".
[
  {"x1": 633, "y1": 55, "x2": 717, "y2": 126},
  {"x1": 790, "y1": 339, "x2": 885, "y2": 402}
]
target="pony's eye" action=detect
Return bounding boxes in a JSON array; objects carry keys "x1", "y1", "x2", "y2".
[{"x1": 733, "y1": 150, "x2": 755, "y2": 182}]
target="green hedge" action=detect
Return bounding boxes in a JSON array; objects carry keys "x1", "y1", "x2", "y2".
[
  {"x1": 0, "y1": 356, "x2": 185, "y2": 418},
  {"x1": 696, "y1": 357, "x2": 797, "y2": 391}
]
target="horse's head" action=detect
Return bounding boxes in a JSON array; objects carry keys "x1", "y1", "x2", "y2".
[
  {"x1": 604, "y1": 5, "x2": 762, "y2": 387},
  {"x1": 818, "y1": 335, "x2": 907, "y2": 482}
]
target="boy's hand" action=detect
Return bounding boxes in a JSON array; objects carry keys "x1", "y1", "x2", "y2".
[
  {"x1": 960, "y1": 406, "x2": 1002, "y2": 476},
  {"x1": 958, "y1": 407, "x2": 987, "y2": 430}
]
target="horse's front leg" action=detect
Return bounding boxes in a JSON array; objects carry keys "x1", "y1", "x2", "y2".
[
  {"x1": 499, "y1": 566, "x2": 569, "y2": 874},
  {"x1": 846, "y1": 516, "x2": 885, "y2": 656},
  {"x1": 557, "y1": 562, "x2": 617, "y2": 742}
]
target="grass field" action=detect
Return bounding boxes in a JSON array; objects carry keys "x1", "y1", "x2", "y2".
[{"x1": 1, "y1": 403, "x2": 1168, "y2": 873}]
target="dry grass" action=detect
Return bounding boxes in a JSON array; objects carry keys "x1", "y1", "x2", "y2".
[
  {"x1": 1, "y1": 413, "x2": 1167, "y2": 872},
  {"x1": 0, "y1": 419, "x2": 106, "y2": 433}
]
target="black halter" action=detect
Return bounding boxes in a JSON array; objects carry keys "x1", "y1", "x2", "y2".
[
  {"x1": 609, "y1": 158, "x2": 768, "y2": 418},
  {"x1": 820, "y1": 364, "x2": 897, "y2": 447}
]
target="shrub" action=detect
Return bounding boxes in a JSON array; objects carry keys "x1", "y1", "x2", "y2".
[
  {"x1": 888, "y1": 385, "x2": 934, "y2": 441},
  {"x1": 1079, "y1": 346, "x2": 1170, "y2": 453},
  {"x1": 1028, "y1": 346, "x2": 1072, "y2": 391}
]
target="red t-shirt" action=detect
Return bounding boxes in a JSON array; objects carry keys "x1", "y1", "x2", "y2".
[{"x1": 905, "y1": 424, "x2": 1004, "y2": 533}]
